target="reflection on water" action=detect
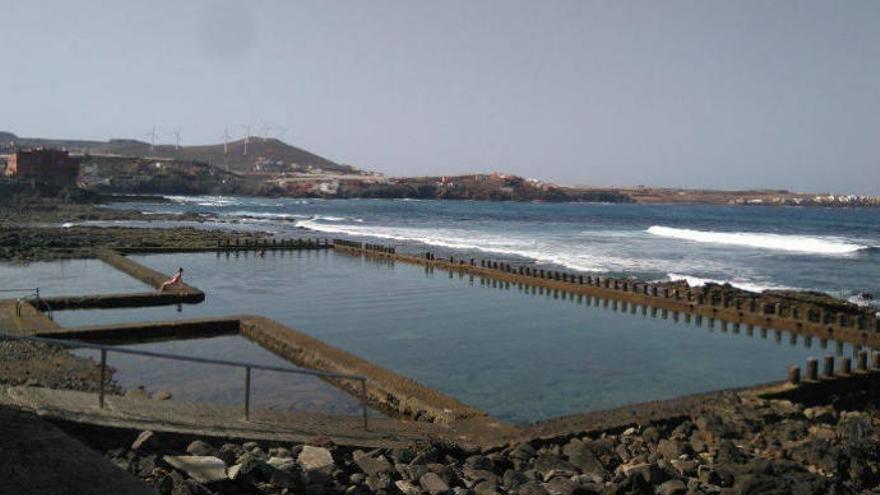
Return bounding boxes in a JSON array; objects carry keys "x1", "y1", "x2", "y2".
[{"x1": 53, "y1": 251, "x2": 864, "y2": 424}]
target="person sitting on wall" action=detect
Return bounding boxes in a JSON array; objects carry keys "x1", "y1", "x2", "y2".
[{"x1": 159, "y1": 267, "x2": 184, "y2": 292}]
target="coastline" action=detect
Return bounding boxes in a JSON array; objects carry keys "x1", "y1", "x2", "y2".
[{"x1": 2, "y1": 198, "x2": 880, "y2": 493}]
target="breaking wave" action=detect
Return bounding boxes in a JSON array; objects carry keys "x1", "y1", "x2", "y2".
[
  {"x1": 294, "y1": 219, "x2": 717, "y2": 274},
  {"x1": 647, "y1": 226, "x2": 868, "y2": 255},
  {"x1": 666, "y1": 273, "x2": 794, "y2": 293}
]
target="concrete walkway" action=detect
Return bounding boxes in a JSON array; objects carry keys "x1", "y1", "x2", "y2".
[
  {"x1": 0, "y1": 403, "x2": 155, "y2": 495},
  {"x1": 1, "y1": 386, "x2": 472, "y2": 448}
]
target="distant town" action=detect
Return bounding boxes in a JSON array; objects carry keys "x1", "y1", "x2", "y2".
[{"x1": 1, "y1": 131, "x2": 878, "y2": 206}]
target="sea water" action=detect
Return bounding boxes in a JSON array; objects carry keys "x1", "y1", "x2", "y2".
[
  {"x1": 54, "y1": 250, "x2": 860, "y2": 424},
  {"x1": 100, "y1": 197, "x2": 880, "y2": 302}
]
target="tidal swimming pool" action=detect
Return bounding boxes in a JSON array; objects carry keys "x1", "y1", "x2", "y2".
[
  {"x1": 71, "y1": 335, "x2": 372, "y2": 416},
  {"x1": 0, "y1": 258, "x2": 149, "y2": 297},
  {"x1": 54, "y1": 250, "x2": 851, "y2": 424}
]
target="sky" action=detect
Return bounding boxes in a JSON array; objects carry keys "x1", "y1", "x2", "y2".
[{"x1": 2, "y1": 1, "x2": 879, "y2": 194}]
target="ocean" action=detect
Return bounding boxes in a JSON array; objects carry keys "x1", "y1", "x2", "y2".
[{"x1": 108, "y1": 196, "x2": 880, "y2": 305}]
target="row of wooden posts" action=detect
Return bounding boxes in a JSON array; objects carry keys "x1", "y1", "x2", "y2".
[
  {"x1": 217, "y1": 238, "x2": 331, "y2": 249},
  {"x1": 424, "y1": 252, "x2": 879, "y2": 333},
  {"x1": 334, "y1": 239, "x2": 396, "y2": 254},
  {"x1": 789, "y1": 350, "x2": 880, "y2": 384}
]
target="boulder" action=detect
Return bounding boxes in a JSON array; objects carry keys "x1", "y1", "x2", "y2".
[
  {"x1": 542, "y1": 477, "x2": 580, "y2": 495},
  {"x1": 217, "y1": 443, "x2": 243, "y2": 466},
  {"x1": 655, "y1": 439, "x2": 689, "y2": 461},
  {"x1": 657, "y1": 479, "x2": 687, "y2": 495},
  {"x1": 395, "y1": 480, "x2": 421, "y2": 495},
  {"x1": 355, "y1": 454, "x2": 394, "y2": 476},
  {"x1": 474, "y1": 480, "x2": 500, "y2": 495},
  {"x1": 715, "y1": 440, "x2": 747, "y2": 464},
  {"x1": 162, "y1": 456, "x2": 228, "y2": 484},
  {"x1": 517, "y1": 481, "x2": 550, "y2": 495},
  {"x1": 268, "y1": 456, "x2": 297, "y2": 472},
  {"x1": 131, "y1": 430, "x2": 160, "y2": 451},
  {"x1": 502, "y1": 469, "x2": 529, "y2": 489},
  {"x1": 185, "y1": 440, "x2": 217, "y2": 457},
  {"x1": 298, "y1": 445, "x2": 335, "y2": 472},
  {"x1": 420, "y1": 472, "x2": 451, "y2": 495},
  {"x1": 562, "y1": 439, "x2": 607, "y2": 481}
]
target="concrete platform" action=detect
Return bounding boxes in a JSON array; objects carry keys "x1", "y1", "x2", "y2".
[{"x1": 0, "y1": 386, "x2": 475, "y2": 448}]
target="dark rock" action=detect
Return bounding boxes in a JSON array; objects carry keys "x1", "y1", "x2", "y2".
[
  {"x1": 621, "y1": 463, "x2": 665, "y2": 486},
  {"x1": 641, "y1": 426, "x2": 661, "y2": 445},
  {"x1": 715, "y1": 440, "x2": 747, "y2": 464},
  {"x1": 131, "y1": 430, "x2": 160, "y2": 452},
  {"x1": 510, "y1": 443, "x2": 537, "y2": 462},
  {"x1": 503, "y1": 469, "x2": 529, "y2": 489},
  {"x1": 217, "y1": 443, "x2": 243, "y2": 466},
  {"x1": 405, "y1": 464, "x2": 430, "y2": 482},
  {"x1": 543, "y1": 477, "x2": 583, "y2": 495},
  {"x1": 655, "y1": 439, "x2": 690, "y2": 461},
  {"x1": 306, "y1": 483, "x2": 326, "y2": 495},
  {"x1": 366, "y1": 474, "x2": 392, "y2": 493},
  {"x1": 395, "y1": 479, "x2": 421, "y2": 495},
  {"x1": 474, "y1": 480, "x2": 500, "y2": 495},
  {"x1": 534, "y1": 454, "x2": 577, "y2": 478},
  {"x1": 463, "y1": 467, "x2": 498, "y2": 485},
  {"x1": 517, "y1": 481, "x2": 550, "y2": 495},
  {"x1": 136, "y1": 454, "x2": 159, "y2": 477},
  {"x1": 838, "y1": 413, "x2": 874, "y2": 445},
  {"x1": 562, "y1": 439, "x2": 608, "y2": 481},
  {"x1": 270, "y1": 468, "x2": 301, "y2": 490},
  {"x1": 155, "y1": 474, "x2": 174, "y2": 495},
  {"x1": 354, "y1": 454, "x2": 394, "y2": 477},
  {"x1": 185, "y1": 440, "x2": 217, "y2": 457},
  {"x1": 391, "y1": 448, "x2": 416, "y2": 464},
  {"x1": 656, "y1": 479, "x2": 687, "y2": 495},
  {"x1": 420, "y1": 472, "x2": 451, "y2": 495},
  {"x1": 465, "y1": 455, "x2": 495, "y2": 471}
]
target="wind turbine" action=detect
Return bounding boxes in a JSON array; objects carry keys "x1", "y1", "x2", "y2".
[
  {"x1": 220, "y1": 127, "x2": 231, "y2": 155},
  {"x1": 169, "y1": 127, "x2": 182, "y2": 150},
  {"x1": 241, "y1": 124, "x2": 252, "y2": 156},
  {"x1": 145, "y1": 125, "x2": 159, "y2": 151},
  {"x1": 261, "y1": 123, "x2": 273, "y2": 141}
]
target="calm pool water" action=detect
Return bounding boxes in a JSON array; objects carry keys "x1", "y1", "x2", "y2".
[
  {"x1": 54, "y1": 250, "x2": 853, "y2": 424},
  {"x1": 71, "y1": 335, "x2": 371, "y2": 416},
  {"x1": 0, "y1": 259, "x2": 149, "y2": 297}
]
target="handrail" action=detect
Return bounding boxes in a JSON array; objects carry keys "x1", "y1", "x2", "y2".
[{"x1": 0, "y1": 331, "x2": 371, "y2": 429}]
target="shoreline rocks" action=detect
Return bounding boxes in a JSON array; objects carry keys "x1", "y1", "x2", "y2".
[{"x1": 91, "y1": 390, "x2": 880, "y2": 495}]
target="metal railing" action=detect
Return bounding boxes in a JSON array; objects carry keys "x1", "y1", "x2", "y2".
[
  {"x1": 0, "y1": 331, "x2": 371, "y2": 430},
  {"x1": 0, "y1": 288, "x2": 52, "y2": 320}
]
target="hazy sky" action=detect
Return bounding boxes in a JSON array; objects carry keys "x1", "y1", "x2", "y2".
[{"x1": 2, "y1": 1, "x2": 879, "y2": 193}]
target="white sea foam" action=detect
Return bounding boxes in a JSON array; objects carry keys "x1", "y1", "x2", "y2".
[
  {"x1": 294, "y1": 218, "x2": 717, "y2": 274},
  {"x1": 666, "y1": 272, "x2": 793, "y2": 293},
  {"x1": 164, "y1": 195, "x2": 240, "y2": 207},
  {"x1": 225, "y1": 211, "x2": 309, "y2": 221},
  {"x1": 647, "y1": 226, "x2": 867, "y2": 255}
]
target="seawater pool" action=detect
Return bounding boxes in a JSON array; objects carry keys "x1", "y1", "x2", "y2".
[
  {"x1": 71, "y1": 336, "x2": 371, "y2": 416},
  {"x1": 51, "y1": 250, "x2": 852, "y2": 424},
  {"x1": 0, "y1": 258, "x2": 149, "y2": 297}
]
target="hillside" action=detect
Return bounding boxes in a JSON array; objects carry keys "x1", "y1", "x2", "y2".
[{"x1": 0, "y1": 132, "x2": 357, "y2": 175}]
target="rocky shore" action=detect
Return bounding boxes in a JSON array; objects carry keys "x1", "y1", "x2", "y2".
[
  {"x1": 78, "y1": 389, "x2": 879, "y2": 495},
  {"x1": 0, "y1": 195, "x2": 251, "y2": 262}
]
